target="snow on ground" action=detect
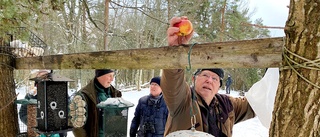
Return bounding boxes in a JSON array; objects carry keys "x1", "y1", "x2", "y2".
[{"x1": 16, "y1": 87, "x2": 268, "y2": 137}]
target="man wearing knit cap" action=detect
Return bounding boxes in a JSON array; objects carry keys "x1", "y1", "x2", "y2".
[
  {"x1": 95, "y1": 69, "x2": 115, "y2": 88},
  {"x1": 72, "y1": 69, "x2": 122, "y2": 137},
  {"x1": 130, "y1": 76, "x2": 168, "y2": 137},
  {"x1": 162, "y1": 16, "x2": 255, "y2": 137}
]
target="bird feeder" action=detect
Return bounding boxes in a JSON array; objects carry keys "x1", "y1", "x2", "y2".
[
  {"x1": 96, "y1": 98, "x2": 134, "y2": 137},
  {"x1": 29, "y1": 71, "x2": 74, "y2": 134}
]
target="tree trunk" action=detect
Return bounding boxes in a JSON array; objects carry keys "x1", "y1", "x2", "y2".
[
  {"x1": 220, "y1": 0, "x2": 227, "y2": 42},
  {"x1": 270, "y1": 0, "x2": 320, "y2": 137},
  {"x1": 104, "y1": 0, "x2": 109, "y2": 51},
  {"x1": 137, "y1": 69, "x2": 142, "y2": 91},
  {"x1": 0, "y1": 48, "x2": 19, "y2": 136}
]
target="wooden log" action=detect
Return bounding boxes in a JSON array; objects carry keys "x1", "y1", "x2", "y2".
[{"x1": 15, "y1": 37, "x2": 284, "y2": 69}]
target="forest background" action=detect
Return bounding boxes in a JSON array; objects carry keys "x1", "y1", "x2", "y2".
[{"x1": 1, "y1": 0, "x2": 282, "y2": 92}]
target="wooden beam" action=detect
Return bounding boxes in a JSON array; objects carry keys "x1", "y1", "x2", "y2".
[{"x1": 15, "y1": 37, "x2": 284, "y2": 69}]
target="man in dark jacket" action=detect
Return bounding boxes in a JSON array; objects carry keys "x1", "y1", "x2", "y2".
[
  {"x1": 71, "y1": 69, "x2": 122, "y2": 137},
  {"x1": 163, "y1": 16, "x2": 255, "y2": 137},
  {"x1": 225, "y1": 75, "x2": 232, "y2": 94},
  {"x1": 130, "y1": 76, "x2": 168, "y2": 137}
]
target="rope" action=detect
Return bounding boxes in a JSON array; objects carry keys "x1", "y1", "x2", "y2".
[
  {"x1": 186, "y1": 43, "x2": 198, "y2": 71},
  {"x1": 281, "y1": 46, "x2": 320, "y2": 70},
  {"x1": 0, "y1": 93, "x2": 19, "y2": 112},
  {"x1": 281, "y1": 46, "x2": 320, "y2": 89},
  {"x1": 0, "y1": 51, "x2": 16, "y2": 70},
  {"x1": 0, "y1": 49, "x2": 19, "y2": 111},
  {"x1": 184, "y1": 43, "x2": 199, "y2": 131},
  {"x1": 15, "y1": 72, "x2": 34, "y2": 87},
  {"x1": 0, "y1": 63, "x2": 15, "y2": 70}
]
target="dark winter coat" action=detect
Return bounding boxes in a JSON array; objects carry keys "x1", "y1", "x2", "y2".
[
  {"x1": 19, "y1": 94, "x2": 37, "y2": 125},
  {"x1": 130, "y1": 94, "x2": 168, "y2": 137},
  {"x1": 226, "y1": 77, "x2": 232, "y2": 87},
  {"x1": 72, "y1": 78, "x2": 122, "y2": 137},
  {"x1": 161, "y1": 69, "x2": 255, "y2": 137}
]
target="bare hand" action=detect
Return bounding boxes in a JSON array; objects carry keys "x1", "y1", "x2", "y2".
[{"x1": 167, "y1": 16, "x2": 193, "y2": 46}]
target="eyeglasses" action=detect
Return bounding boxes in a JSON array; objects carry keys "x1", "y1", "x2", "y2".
[{"x1": 197, "y1": 73, "x2": 220, "y2": 82}]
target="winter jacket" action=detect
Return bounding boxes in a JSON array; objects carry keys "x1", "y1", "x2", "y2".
[
  {"x1": 72, "y1": 78, "x2": 122, "y2": 137},
  {"x1": 226, "y1": 77, "x2": 232, "y2": 87},
  {"x1": 130, "y1": 94, "x2": 168, "y2": 137},
  {"x1": 161, "y1": 69, "x2": 255, "y2": 137},
  {"x1": 19, "y1": 94, "x2": 37, "y2": 125}
]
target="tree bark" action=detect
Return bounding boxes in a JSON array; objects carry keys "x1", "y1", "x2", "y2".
[
  {"x1": 0, "y1": 49, "x2": 19, "y2": 136},
  {"x1": 270, "y1": 0, "x2": 320, "y2": 136}
]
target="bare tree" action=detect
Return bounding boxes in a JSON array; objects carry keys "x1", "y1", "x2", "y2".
[{"x1": 104, "y1": 0, "x2": 110, "y2": 50}]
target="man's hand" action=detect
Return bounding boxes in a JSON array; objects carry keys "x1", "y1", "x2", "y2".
[{"x1": 167, "y1": 16, "x2": 193, "y2": 46}]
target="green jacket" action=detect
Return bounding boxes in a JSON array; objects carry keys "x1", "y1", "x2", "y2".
[
  {"x1": 161, "y1": 69, "x2": 255, "y2": 137},
  {"x1": 72, "y1": 79, "x2": 122, "y2": 137}
]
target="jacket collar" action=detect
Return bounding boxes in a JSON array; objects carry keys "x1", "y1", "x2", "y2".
[
  {"x1": 94, "y1": 78, "x2": 105, "y2": 89},
  {"x1": 80, "y1": 79, "x2": 98, "y2": 104}
]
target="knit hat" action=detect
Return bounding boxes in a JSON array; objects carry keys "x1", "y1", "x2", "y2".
[
  {"x1": 150, "y1": 76, "x2": 161, "y2": 86},
  {"x1": 95, "y1": 69, "x2": 114, "y2": 78},
  {"x1": 194, "y1": 68, "x2": 224, "y2": 87}
]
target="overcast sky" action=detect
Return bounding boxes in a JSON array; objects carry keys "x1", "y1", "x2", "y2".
[{"x1": 248, "y1": 0, "x2": 290, "y2": 37}]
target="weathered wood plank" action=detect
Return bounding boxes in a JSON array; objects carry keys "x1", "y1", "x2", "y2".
[{"x1": 15, "y1": 37, "x2": 284, "y2": 69}]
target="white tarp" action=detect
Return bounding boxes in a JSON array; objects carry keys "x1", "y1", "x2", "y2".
[{"x1": 245, "y1": 68, "x2": 279, "y2": 129}]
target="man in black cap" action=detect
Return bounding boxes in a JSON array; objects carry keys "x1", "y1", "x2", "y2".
[
  {"x1": 72, "y1": 69, "x2": 122, "y2": 137},
  {"x1": 161, "y1": 16, "x2": 255, "y2": 137}
]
